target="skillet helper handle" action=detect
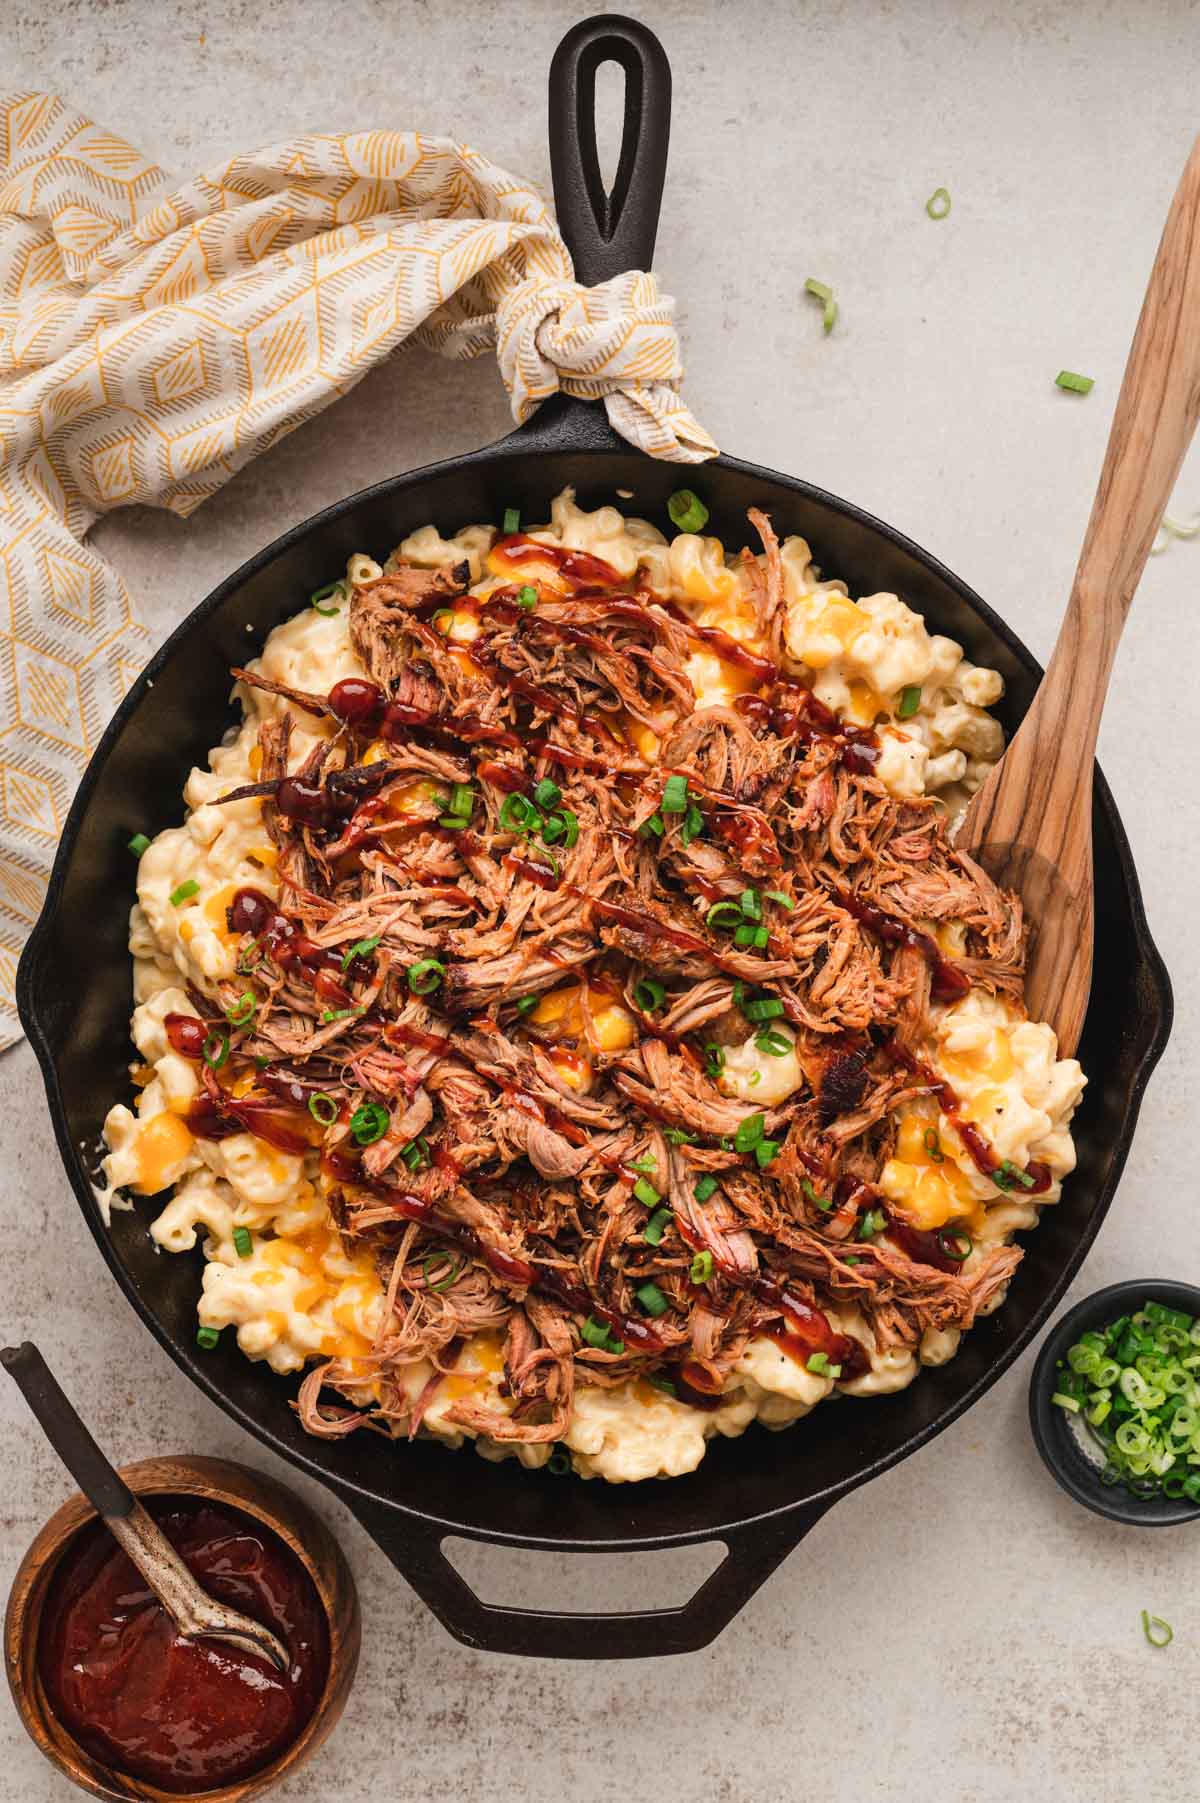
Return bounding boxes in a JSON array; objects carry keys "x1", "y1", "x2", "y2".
[
  {"x1": 0, "y1": 1342, "x2": 136, "y2": 1520},
  {"x1": 549, "y1": 13, "x2": 672, "y2": 285},
  {"x1": 350, "y1": 1499, "x2": 829, "y2": 1659}
]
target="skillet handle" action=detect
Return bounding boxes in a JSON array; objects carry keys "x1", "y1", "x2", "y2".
[
  {"x1": 549, "y1": 13, "x2": 672, "y2": 286},
  {"x1": 346, "y1": 1498, "x2": 830, "y2": 1659}
]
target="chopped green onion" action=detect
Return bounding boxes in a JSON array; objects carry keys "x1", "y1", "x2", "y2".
[
  {"x1": 643, "y1": 1207, "x2": 673, "y2": 1245},
  {"x1": 764, "y1": 890, "x2": 793, "y2": 910},
  {"x1": 681, "y1": 804, "x2": 705, "y2": 846},
  {"x1": 693, "y1": 1176, "x2": 719, "y2": 1203},
  {"x1": 648, "y1": 1376, "x2": 677, "y2": 1398},
  {"x1": 636, "y1": 1281, "x2": 669, "y2": 1318},
  {"x1": 690, "y1": 1250, "x2": 715, "y2": 1284},
  {"x1": 633, "y1": 1177, "x2": 660, "y2": 1207},
  {"x1": 559, "y1": 810, "x2": 580, "y2": 848},
  {"x1": 706, "y1": 901, "x2": 742, "y2": 931},
  {"x1": 897, "y1": 685, "x2": 921, "y2": 720},
  {"x1": 503, "y1": 506, "x2": 521, "y2": 535},
  {"x1": 1051, "y1": 1392, "x2": 1082, "y2": 1413},
  {"x1": 127, "y1": 832, "x2": 151, "y2": 856},
  {"x1": 308, "y1": 1092, "x2": 339, "y2": 1126},
  {"x1": 665, "y1": 1128, "x2": 695, "y2": 1145},
  {"x1": 807, "y1": 1352, "x2": 831, "y2": 1375},
  {"x1": 1056, "y1": 370, "x2": 1094, "y2": 395},
  {"x1": 734, "y1": 1113, "x2": 765, "y2": 1153},
  {"x1": 196, "y1": 1326, "x2": 220, "y2": 1349},
  {"x1": 517, "y1": 585, "x2": 538, "y2": 611},
  {"x1": 925, "y1": 186, "x2": 951, "y2": 220},
  {"x1": 533, "y1": 777, "x2": 561, "y2": 810},
  {"x1": 309, "y1": 582, "x2": 342, "y2": 616},
  {"x1": 923, "y1": 1127, "x2": 944, "y2": 1163},
  {"x1": 400, "y1": 1136, "x2": 430, "y2": 1172},
  {"x1": 202, "y1": 1030, "x2": 229, "y2": 1070},
  {"x1": 667, "y1": 489, "x2": 709, "y2": 534},
  {"x1": 447, "y1": 782, "x2": 474, "y2": 819},
  {"x1": 805, "y1": 278, "x2": 837, "y2": 334},
  {"x1": 232, "y1": 1226, "x2": 253, "y2": 1259},
  {"x1": 661, "y1": 774, "x2": 689, "y2": 814},
  {"x1": 843, "y1": 1255, "x2": 860, "y2": 1266},
  {"x1": 740, "y1": 888, "x2": 761, "y2": 921},
  {"x1": 499, "y1": 791, "x2": 539, "y2": 833},
  {"x1": 1142, "y1": 1610, "x2": 1173, "y2": 1648},
  {"x1": 407, "y1": 958, "x2": 445, "y2": 994},
  {"x1": 431, "y1": 607, "x2": 454, "y2": 633},
  {"x1": 734, "y1": 923, "x2": 757, "y2": 947},
  {"x1": 755, "y1": 1027, "x2": 792, "y2": 1057},
  {"x1": 995, "y1": 1159, "x2": 1036, "y2": 1191},
  {"x1": 634, "y1": 978, "x2": 666, "y2": 1013},
  {"x1": 704, "y1": 1045, "x2": 725, "y2": 1080},
  {"x1": 581, "y1": 1316, "x2": 623, "y2": 1355},
  {"x1": 515, "y1": 995, "x2": 539, "y2": 1016},
  {"x1": 540, "y1": 812, "x2": 566, "y2": 844},
  {"x1": 937, "y1": 1229, "x2": 972, "y2": 1262},
  {"x1": 744, "y1": 997, "x2": 784, "y2": 1022},
  {"x1": 224, "y1": 991, "x2": 257, "y2": 1027},
  {"x1": 802, "y1": 1177, "x2": 832, "y2": 1211},
  {"x1": 857, "y1": 1207, "x2": 887, "y2": 1240},
  {"x1": 341, "y1": 934, "x2": 380, "y2": 972},
  {"x1": 350, "y1": 1101, "x2": 390, "y2": 1145},
  {"x1": 629, "y1": 1155, "x2": 657, "y2": 1174},
  {"x1": 423, "y1": 1250, "x2": 462, "y2": 1293},
  {"x1": 754, "y1": 1139, "x2": 780, "y2": 1168},
  {"x1": 170, "y1": 879, "x2": 199, "y2": 907},
  {"x1": 319, "y1": 1007, "x2": 359, "y2": 1023}
]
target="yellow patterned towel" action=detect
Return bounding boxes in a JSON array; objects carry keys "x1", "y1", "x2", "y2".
[{"x1": 0, "y1": 94, "x2": 716, "y2": 1048}]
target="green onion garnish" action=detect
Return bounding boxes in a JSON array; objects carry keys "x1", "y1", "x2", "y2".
[
  {"x1": 994, "y1": 1159, "x2": 1036, "y2": 1191},
  {"x1": 546, "y1": 1448, "x2": 571, "y2": 1475},
  {"x1": 661, "y1": 774, "x2": 689, "y2": 814},
  {"x1": 319, "y1": 1007, "x2": 359, "y2": 1023},
  {"x1": 400, "y1": 1136, "x2": 430, "y2": 1172},
  {"x1": 764, "y1": 890, "x2": 793, "y2": 910},
  {"x1": 632, "y1": 1176, "x2": 660, "y2": 1207},
  {"x1": 1056, "y1": 370, "x2": 1094, "y2": 395},
  {"x1": 170, "y1": 879, "x2": 199, "y2": 907},
  {"x1": 447, "y1": 782, "x2": 475, "y2": 819},
  {"x1": 308, "y1": 1092, "x2": 339, "y2": 1125},
  {"x1": 639, "y1": 811, "x2": 665, "y2": 839},
  {"x1": 517, "y1": 585, "x2": 538, "y2": 610},
  {"x1": 643, "y1": 1207, "x2": 672, "y2": 1245},
  {"x1": 734, "y1": 1113, "x2": 765, "y2": 1153},
  {"x1": 806, "y1": 1351, "x2": 831, "y2": 1375},
  {"x1": 665, "y1": 1127, "x2": 695, "y2": 1145},
  {"x1": 681, "y1": 804, "x2": 705, "y2": 846},
  {"x1": 310, "y1": 582, "x2": 342, "y2": 616},
  {"x1": 341, "y1": 934, "x2": 380, "y2": 972},
  {"x1": 755, "y1": 1027, "x2": 791, "y2": 1057},
  {"x1": 897, "y1": 685, "x2": 921, "y2": 719},
  {"x1": 499, "y1": 791, "x2": 539, "y2": 833},
  {"x1": 740, "y1": 888, "x2": 761, "y2": 921},
  {"x1": 431, "y1": 607, "x2": 454, "y2": 633},
  {"x1": 407, "y1": 958, "x2": 445, "y2": 994},
  {"x1": 801, "y1": 1177, "x2": 832, "y2": 1211},
  {"x1": 1051, "y1": 1391, "x2": 1081, "y2": 1413},
  {"x1": 127, "y1": 832, "x2": 150, "y2": 856},
  {"x1": 937, "y1": 1230, "x2": 972, "y2": 1263},
  {"x1": 734, "y1": 923, "x2": 757, "y2": 948},
  {"x1": 667, "y1": 489, "x2": 710, "y2": 534},
  {"x1": 350, "y1": 1101, "x2": 390, "y2": 1145},
  {"x1": 581, "y1": 1316, "x2": 623, "y2": 1354},
  {"x1": 744, "y1": 997, "x2": 784, "y2": 1021},
  {"x1": 636, "y1": 1281, "x2": 669, "y2": 1318},
  {"x1": 690, "y1": 1250, "x2": 714, "y2": 1284},
  {"x1": 196, "y1": 1326, "x2": 220, "y2": 1349},
  {"x1": 202, "y1": 1030, "x2": 229, "y2": 1069},
  {"x1": 857, "y1": 1207, "x2": 887, "y2": 1240},
  {"x1": 423, "y1": 1250, "x2": 463, "y2": 1293},
  {"x1": 634, "y1": 977, "x2": 666, "y2": 1013},
  {"x1": 533, "y1": 777, "x2": 561, "y2": 810},
  {"x1": 754, "y1": 1138, "x2": 780, "y2": 1168},
  {"x1": 233, "y1": 1226, "x2": 253, "y2": 1259},
  {"x1": 503, "y1": 506, "x2": 521, "y2": 535},
  {"x1": 559, "y1": 810, "x2": 580, "y2": 848},
  {"x1": 923, "y1": 1127, "x2": 944, "y2": 1163},
  {"x1": 225, "y1": 991, "x2": 257, "y2": 1027},
  {"x1": 706, "y1": 900, "x2": 742, "y2": 931},
  {"x1": 693, "y1": 1175, "x2": 718, "y2": 1203},
  {"x1": 925, "y1": 186, "x2": 951, "y2": 220},
  {"x1": 1142, "y1": 1611, "x2": 1173, "y2": 1649},
  {"x1": 1052, "y1": 1301, "x2": 1200, "y2": 1502},
  {"x1": 515, "y1": 995, "x2": 539, "y2": 1015},
  {"x1": 629, "y1": 1155, "x2": 657, "y2": 1174},
  {"x1": 805, "y1": 277, "x2": 838, "y2": 335},
  {"x1": 649, "y1": 1376, "x2": 677, "y2": 1398},
  {"x1": 704, "y1": 1044, "x2": 725, "y2": 1078}
]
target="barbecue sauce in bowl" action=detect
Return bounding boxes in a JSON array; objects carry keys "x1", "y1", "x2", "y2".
[{"x1": 36, "y1": 1497, "x2": 329, "y2": 1794}]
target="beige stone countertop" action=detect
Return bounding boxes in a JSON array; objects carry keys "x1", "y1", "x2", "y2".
[{"x1": 3, "y1": 0, "x2": 1200, "y2": 1796}]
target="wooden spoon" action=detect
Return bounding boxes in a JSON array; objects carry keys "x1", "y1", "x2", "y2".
[
  {"x1": 959, "y1": 135, "x2": 1200, "y2": 1058},
  {"x1": 0, "y1": 1342, "x2": 289, "y2": 1672}
]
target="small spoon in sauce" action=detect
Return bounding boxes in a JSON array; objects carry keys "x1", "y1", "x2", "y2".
[
  {"x1": 958, "y1": 135, "x2": 1200, "y2": 1057},
  {"x1": 0, "y1": 1342, "x2": 289, "y2": 1672}
]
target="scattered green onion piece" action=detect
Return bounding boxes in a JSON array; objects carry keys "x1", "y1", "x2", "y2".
[
  {"x1": 224, "y1": 991, "x2": 257, "y2": 1027},
  {"x1": 693, "y1": 1176, "x2": 719, "y2": 1204},
  {"x1": 637, "y1": 1281, "x2": 669, "y2": 1318},
  {"x1": 1056, "y1": 370, "x2": 1094, "y2": 395},
  {"x1": 431, "y1": 607, "x2": 454, "y2": 634},
  {"x1": 704, "y1": 1044, "x2": 725, "y2": 1078},
  {"x1": 802, "y1": 1178, "x2": 833, "y2": 1211},
  {"x1": 547, "y1": 1448, "x2": 571, "y2": 1475},
  {"x1": 632, "y1": 1177, "x2": 660, "y2": 1208},
  {"x1": 754, "y1": 1139, "x2": 780, "y2": 1168},
  {"x1": 744, "y1": 997, "x2": 785, "y2": 1022},
  {"x1": 350, "y1": 1101, "x2": 389, "y2": 1145},
  {"x1": 503, "y1": 506, "x2": 521, "y2": 535},
  {"x1": 748, "y1": 1071, "x2": 761, "y2": 1086},
  {"x1": 447, "y1": 782, "x2": 474, "y2": 819},
  {"x1": 843, "y1": 1255, "x2": 860, "y2": 1266},
  {"x1": 690, "y1": 1251, "x2": 715, "y2": 1284},
  {"x1": 807, "y1": 1352, "x2": 831, "y2": 1375},
  {"x1": 667, "y1": 489, "x2": 710, "y2": 534},
  {"x1": 634, "y1": 977, "x2": 666, "y2": 1013},
  {"x1": 517, "y1": 585, "x2": 538, "y2": 611},
  {"x1": 533, "y1": 777, "x2": 561, "y2": 810},
  {"x1": 665, "y1": 1128, "x2": 695, "y2": 1145},
  {"x1": 639, "y1": 811, "x2": 665, "y2": 839},
  {"x1": 706, "y1": 901, "x2": 742, "y2": 931},
  {"x1": 995, "y1": 1159, "x2": 1036, "y2": 1191},
  {"x1": 407, "y1": 958, "x2": 445, "y2": 995},
  {"x1": 734, "y1": 1113, "x2": 765, "y2": 1153},
  {"x1": 202, "y1": 1030, "x2": 229, "y2": 1070},
  {"x1": 925, "y1": 186, "x2": 951, "y2": 220},
  {"x1": 681, "y1": 804, "x2": 705, "y2": 846},
  {"x1": 629, "y1": 1155, "x2": 657, "y2": 1174},
  {"x1": 499, "y1": 791, "x2": 539, "y2": 833},
  {"x1": 643, "y1": 1207, "x2": 673, "y2": 1245},
  {"x1": 740, "y1": 888, "x2": 761, "y2": 921},
  {"x1": 232, "y1": 1226, "x2": 253, "y2": 1259},
  {"x1": 857, "y1": 1207, "x2": 887, "y2": 1241},
  {"x1": 170, "y1": 879, "x2": 199, "y2": 907},
  {"x1": 309, "y1": 582, "x2": 342, "y2": 616},
  {"x1": 755, "y1": 1027, "x2": 792, "y2": 1057},
  {"x1": 1142, "y1": 1611, "x2": 1173, "y2": 1648},
  {"x1": 649, "y1": 1376, "x2": 677, "y2": 1398},
  {"x1": 805, "y1": 278, "x2": 837, "y2": 334},
  {"x1": 764, "y1": 890, "x2": 793, "y2": 910},
  {"x1": 423, "y1": 1250, "x2": 462, "y2": 1293},
  {"x1": 661, "y1": 774, "x2": 689, "y2": 814},
  {"x1": 196, "y1": 1326, "x2": 220, "y2": 1349},
  {"x1": 559, "y1": 810, "x2": 580, "y2": 848},
  {"x1": 341, "y1": 935, "x2": 380, "y2": 974},
  {"x1": 127, "y1": 832, "x2": 150, "y2": 856},
  {"x1": 319, "y1": 1007, "x2": 359, "y2": 1023},
  {"x1": 540, "y1": 813, "x2": 566, "y2": 845},
  {"x1": 308, "y1": 1092, "x2": 339, "y2": 1126},
  {"x1": 515, "y1": 994, "x2": 539, "y2": 1016},
  {"x1": 937, "y1": 1230, "x2": 972, "y2": 1262},
  {"x1": 733, "y1": 923, "x2": 757, "y2": 947},
  {"x1": 897, "y1": 685, "x2": 922, "y2": 720},
  {"x1": 401, "y1": 1137, "x2": 430, "y2": 1172},
  {"x1": 923, "y1": 1127, "x2": 944, "y2": 1162}
]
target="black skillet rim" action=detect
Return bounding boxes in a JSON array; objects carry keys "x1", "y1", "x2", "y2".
[{"x1": 1030, "y1": 1279, "x2": 1200, "y2": 1527}]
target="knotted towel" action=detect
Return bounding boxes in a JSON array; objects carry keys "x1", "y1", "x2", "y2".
[{"x1": 0, "y1": 94, "x2": 716, "y2": 1046}]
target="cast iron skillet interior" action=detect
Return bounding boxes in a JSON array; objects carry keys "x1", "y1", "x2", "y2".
[{"x1": 17, "y1": 15, "x2": 1172, "y2": 1658}]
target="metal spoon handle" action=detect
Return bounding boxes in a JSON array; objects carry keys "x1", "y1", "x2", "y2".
[{"x1": 0, "y1": 1342, "x2": 134, "y2": 1518}]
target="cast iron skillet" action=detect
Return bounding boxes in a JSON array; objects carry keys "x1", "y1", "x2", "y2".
[{"x1": 17, "y1": 14, "x2": 1172, "y2": 1659}]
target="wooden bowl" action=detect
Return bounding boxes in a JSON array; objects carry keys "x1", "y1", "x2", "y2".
[{"x1": 4, "y1": 1454, "x2": 360, "y2": 1801}]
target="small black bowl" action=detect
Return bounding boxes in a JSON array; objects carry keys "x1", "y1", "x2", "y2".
[{"x1": 1030, "y1": 1279, "x2": 1200, "y2": 1526}]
